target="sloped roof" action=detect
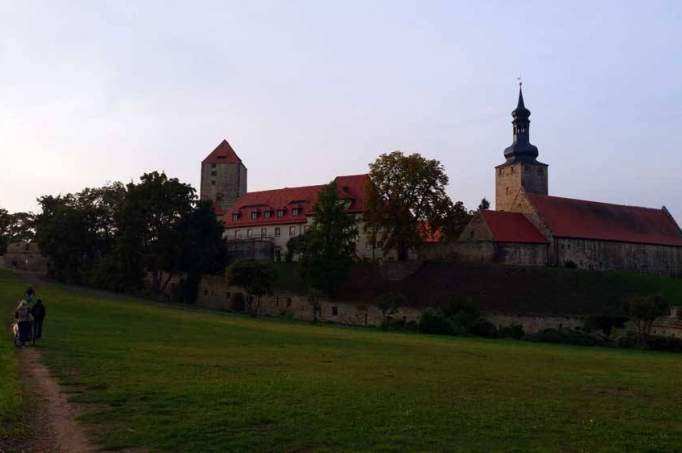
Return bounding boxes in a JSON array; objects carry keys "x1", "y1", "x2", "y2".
[
  {"x1": 525, "y1": 193, "x2": 682, "y2": 247},
  {"x1": 203, "y1": 140, "x2": 242, "y2": 165},
  {"x1": 481, "y1": 210, "x2": 547, "y2": 244},
  {"x1": 223, "y1": 174, "x2": 369, "y2": 228}
]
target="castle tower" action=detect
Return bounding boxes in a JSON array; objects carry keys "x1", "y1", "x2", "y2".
[
  {"x1": 200, "y1": 139, "x2": 247, "y2": 212},
  {"x1": 495, "y1": 86, "x2": 548, "y2": 211}
]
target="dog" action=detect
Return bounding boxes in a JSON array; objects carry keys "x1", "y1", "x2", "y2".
[{"x1": 10, "y1": 321, "x2": 19, "y2": 339}]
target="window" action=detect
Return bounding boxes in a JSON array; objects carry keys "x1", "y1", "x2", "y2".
[
  {"x1": 332, "y1": 306, "x2": 338, "y2": 316},
  {"x1": 234, "y1": 230, "x2": 240, "y2": 239},
  {"x1": 211, "y1": 180, "x2": 216, "y2": 185},
  {"x1": 289, "y1": 226, "x2": 296, "y2": 236},
  {"x1": 232, "y1": 213, "x2": 239, "y2": 221},
  {"x1": 251, "y1": 211, "x2": 258, "y2": 220},
  {"x1": 292, "y1": 208, "x2": 300, "y2": 216},
  {"x1": 211, "y1": 163, "x2": 216, "y2": 169},
  {"x1": 286, "y1": 297, "x2": 292, "y2": 307},
  {"x1": 211, "y1": 170, "x2": 217, "y2": 176},
  {"x1": 247, "y1": 229, "x2": 252, "y2": 238},
  {"x1": 264, "y1": 210, "x2": 272, "y2": 218},
  {"x1": 260, "y1": 228, "x2": 267, "y2": 237},
  {"x1": 303, "y1": 225, "x2": 309, "y2": 233},
  {"x1": 511, "y1": 167, "x2": 515, "y2": 174},
  {"x1": 276, "y1": 209, "x2": 285, "y2": 217},
  {"x1": 274, "y1": 227, "x2": 281, "y2": 237},
  {"x1": 498, "y1": 168, "x2": 502, "y2": 175},
  {"x1": 226, "y1": 292, "x2": 231, "y2": 300}
]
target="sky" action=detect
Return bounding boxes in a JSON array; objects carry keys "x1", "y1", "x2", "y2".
[{"x1": 1, "y1": 0, "x2": 681, "y2": 220}]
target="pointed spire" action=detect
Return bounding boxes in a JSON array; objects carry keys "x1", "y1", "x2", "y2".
[
  {"x1": 517, "y1": 84, "x2": 525, "y2": 110},
  {"x1": 503, "y1": 83, "x2": 538, "y2": 163}
]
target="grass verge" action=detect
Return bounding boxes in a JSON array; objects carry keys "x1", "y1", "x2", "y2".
[{"x1": 1, "y1": 269, "x2": 682, "y2": 451}]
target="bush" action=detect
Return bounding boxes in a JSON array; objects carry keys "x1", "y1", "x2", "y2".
[
  {"x1": 564, "y1": 260, "x2": 577, "y2": 269},
  {"x1": 583, "y1": 315, "x2": 628, "y2": 336},
  {"x1": 645, "y1": 335, "x2": 682, "y2": 353},
  {"x1": 525, "y1": 328, "x2": 607, "y2": 347},
  {"x1": 471, "y1": 319, "x2": 498, "y2": 338},
  {"x1": 616, "y1": 331, "x2": 639, "y2": 349},
  {"x1": 231, "y1": 292, "x2": 246, "y2": 312},
  {"x1": 377, "y1": 292, "x2": 408, "y2": 330},
  {"x1": 418, "y1": 309, "x2": 454, "y2": 335},
  {"x1": 499, "y1": 324, "x2": 525, "y2": 339}
]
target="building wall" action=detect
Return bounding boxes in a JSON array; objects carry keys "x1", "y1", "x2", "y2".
[
  {"x1": 224, "y1": 217, "x2": 394, "y2": 261},
  {"x1": 495, "y1": 162, "x2": 548, "y2": 211},
  {"x1": 555, "y1": 238, "x2": 682, "y2": 276},
  {"x1": 0, "y1": 242, "x2": 48, "y2": 273},
  {"x1": 200, "y1": 161, "x2": 247, "y2": 211},
  {"x1": 419, "y1": 240, "x2": 547, "y2": 266}
]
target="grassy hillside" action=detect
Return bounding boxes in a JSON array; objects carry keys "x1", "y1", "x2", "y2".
[
  {"x1": 2, "y1": 270, "x2": 682, "y2": 451},
  {"x1": 0, "y1": 271, "x2": 31, "y2": 446}
]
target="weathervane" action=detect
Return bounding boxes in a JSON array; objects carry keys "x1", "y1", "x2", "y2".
[{"x1": 517, "y1": 76, "x2": 522, "y2": 88}]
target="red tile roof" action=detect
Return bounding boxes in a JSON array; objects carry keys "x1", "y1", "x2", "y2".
[
  {"x1": 525, "y1": 194, "x2": 682, "y2": 247},
  {"x1": 481, "y1": 210, "x2": 548, "y2": 243},
  {"x1": 418, "y1": 223, "x2": 443, "y2": 242},
  {"x1": 223, "y1": 174, "x2": 369, "y2": 228},
  {"x1": 203, "y1": 140, "x2": 242, "y2": 165}
]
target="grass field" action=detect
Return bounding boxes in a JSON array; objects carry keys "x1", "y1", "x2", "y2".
[
  {"x1": 0, "y1": 271, "x2": 30, "y2": 445},
  {"x1": 2, "y1": 269, "x2": 682, "y2": 451}
]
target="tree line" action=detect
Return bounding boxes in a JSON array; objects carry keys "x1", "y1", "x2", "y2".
[{"x1": 31, "y1": 172, "x2": 225, "y2": 301}]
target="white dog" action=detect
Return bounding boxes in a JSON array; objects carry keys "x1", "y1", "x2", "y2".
[{"x1": 10, "y1": 322, "x2": 18, "y2": 339}]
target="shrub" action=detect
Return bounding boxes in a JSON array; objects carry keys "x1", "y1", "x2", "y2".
[
  {"x1": 376, "y1": 292, "x2": 408, "y2": 330},
  {"x1": 443, "y1": 296, "x2": 480, "y2": 334},
  {"x1": 616, "y1": 331, "x2": 639, "y2": 349},
  {"x1": 583, "y1": 315, "x2": 628, "y2": 336},
  {"x1": 564, "y1": 260, "x2": 577, "y2": 269},
  {"x1": 471, "y1": 319, "x2": 498, "y2": 338},
  {"x1": 624, "y1": 295, "x2": 671, "y2": 343},
  {"x1": 525, "y1": 328, "x2": 607, "y2": 347},
  {"x1": 499, "y1": 324, "x2": 525, "y2": 339},
  {"x1": 418, "y1": 309, "x2": 454, "y2": 335},
  {"x1": 645, "y1": 335, "x2": 682, "y2": 353},
  {"x1": 231, "y1": 292, "x2": 246, "y2": 312}
]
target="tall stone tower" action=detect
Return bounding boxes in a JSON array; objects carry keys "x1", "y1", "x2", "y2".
[
  {"x1": 200, "y1": 139, "x2": 247, "y2": 212},
  {"x1": 495, "y1": 87, "x2": 548, "y2": 211}
]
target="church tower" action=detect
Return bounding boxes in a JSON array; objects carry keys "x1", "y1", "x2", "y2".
[
  {"x1": 495, "y1": 87, "x2": 548, "y2": 211},
  {"x1": 200, "y1": 139, "x2": 247, "y2": 212}
]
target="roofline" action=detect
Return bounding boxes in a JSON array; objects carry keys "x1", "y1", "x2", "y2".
[
  {"x1": 495, "y1": 160, "x2": 548, "y2": 169},
  {"x1": 552, "y1": 235, "x2": 682, "y2": 248},
  {"x1": 526, "y1": 193, "x2": 671, "y2": 213},
  {"x1": 661, "y1": 206, "x2": 682, "y2": 236}
]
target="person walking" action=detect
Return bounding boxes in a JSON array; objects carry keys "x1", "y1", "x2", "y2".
[
  {"x1": 15, "y1": 300, "x2": 33, "y2": 346},
  {"x1": 32, "y1": 299, "x2": 46, "y2": 340}
]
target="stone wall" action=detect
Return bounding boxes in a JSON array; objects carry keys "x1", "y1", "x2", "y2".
[
  {"x1": 419, "y1": 241, "x2": 547, "y2": 266},
  {"x1": 487, "y1": 313, "x2": 583, "y2": 334},
  {"x1": 197, "y1": 274, "x2": 421, "y2": 326},
  {"x1": 200, "y1": 160, "x2": 247, "y2": 211},
  {"x1": 1, "y1": 242, "x2": 48, "y2": 274},
  {"x1": 555, "y1": 238, "x2": 682, "y2": 277},
  {"x1": 495, "y1": 162, "x2": 548, "y2": 211}
]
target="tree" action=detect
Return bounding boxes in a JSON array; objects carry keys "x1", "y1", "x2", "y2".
[
  {"x1": 0, "y1": 209, "x2": 10, "y2": 254},
  {"x1": 301, "y1": 181, "x2": 358, "y2": 297},
  {"x1": 227, "y1": 260, "x2": 276, "y2": 315},
  {"x1": 478, "y1": 198, "x2": 491, "y2": 211},
  {"x1": 285, "y1": 234, "x2": 307, "y2": 262},
  {"x1": 117, "y1": 172, "x2": 196, "y2": 294},
  {"x1": 365, "y1": 151, "x2": 456, "y2": 259},
  {"x1": 440, "y1": 200, "x2": 472, "y2": 242},
  {"x1": 624, "y1": 295, "x2": 671, "y2": 344},
  {"x1": 177, "y1": 201, "x2": 226, "y2": 302}
]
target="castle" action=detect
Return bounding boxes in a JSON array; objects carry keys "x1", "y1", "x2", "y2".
[{"x1": 201, "y1": 88, "x2": 682, "y2": 276}]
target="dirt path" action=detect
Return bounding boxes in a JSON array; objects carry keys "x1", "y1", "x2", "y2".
[{"x1": 18, "y1": 348, "x2": 96, "y2": 453}]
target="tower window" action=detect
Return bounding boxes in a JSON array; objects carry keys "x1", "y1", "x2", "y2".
[
  {"x1": 211, "y1": 163, "x2": 216, "y2": 169},
  {"x1": 211, "y1": 180, "x2": 216, "y2": 185},
  {"x1": 275, "y1": 227, "x2": 281, "y2": 237},
  {"x1": 211, "y1": 170, "x2": 217, "y2": 176}
]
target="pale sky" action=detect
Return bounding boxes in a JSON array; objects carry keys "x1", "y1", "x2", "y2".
[{"x1": 1, "y1": 1, "x2": 681, "y2": 220}]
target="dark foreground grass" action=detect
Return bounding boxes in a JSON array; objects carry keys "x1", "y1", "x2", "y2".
[
  {"x1": 2, "y1": 270, "x2": 682, "y2": 452},
  {"x1": 0, "y1": 271, "x2": 31, "y2": 445}
]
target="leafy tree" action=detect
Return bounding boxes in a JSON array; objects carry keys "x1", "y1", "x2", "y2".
[
  {"x1": 440, "y1": 200, "x2": 472, "y2": 242},
  {"x1": 285, "y1": 234, "x2": 307, "y2": 262},
  {"x1": 624, "y1": 295, "x2": 671, "y2": 344},
  {"x1": 478, "y1": 198, "x2": 491, "y2": 211},
  {"x1": 0, "y1": 209, "x2": 10, "y2": 254},
  {"x1": 365, "y1": 151, "x2": 457, "y2": 259},
  {"x1": 117, "y1": 172, "x2": 195, "y2": 294},
  {"x1": 177, "y1": 200, "x2": 226, "y2": 302},
  {"x1": 227, "y1": 260, "x2": 276, "y2": 315},
  {"x1": 301, "y1": 181, "x2": 358, "y2": 297}
]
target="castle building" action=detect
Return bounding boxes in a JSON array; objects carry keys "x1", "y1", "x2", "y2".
[
  {"x1": 200, "y1": 140, "x2": 247, "y2": 213},
  {"x1": 200, "y1": 141, "x2": 392, "y2": 261},
  {"x1": 458, "y1": 88, "x2": 682, "y2": 276}
]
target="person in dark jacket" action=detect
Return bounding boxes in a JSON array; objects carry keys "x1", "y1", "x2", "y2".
[{"x1": 32, "y1": 299, "x2": 46, "y2": 340}]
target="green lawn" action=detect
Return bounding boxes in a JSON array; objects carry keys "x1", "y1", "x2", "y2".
[
  {"x1": 2, "y1": 269, "x2": 682, "y2": 452},
  {"x1": 0, "y1": 270, "x2": 31, "y2": 445}
]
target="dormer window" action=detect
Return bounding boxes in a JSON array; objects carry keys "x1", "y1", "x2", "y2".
[
  {"x1": 232, "y1": 213, "x2": 239, "y2": 221},
  {"x1": 291, "y1": 208, "x2": 300, "y2": 216},
  {"x1": 251, "y1": 211, "x2": 258, "y2": 220},
  {"x1": 264, "y1": 210, "x2": 272, "y2": 218},
  {"x1": 276, "y1": 209, "x2": 285, "y2": 218}
]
